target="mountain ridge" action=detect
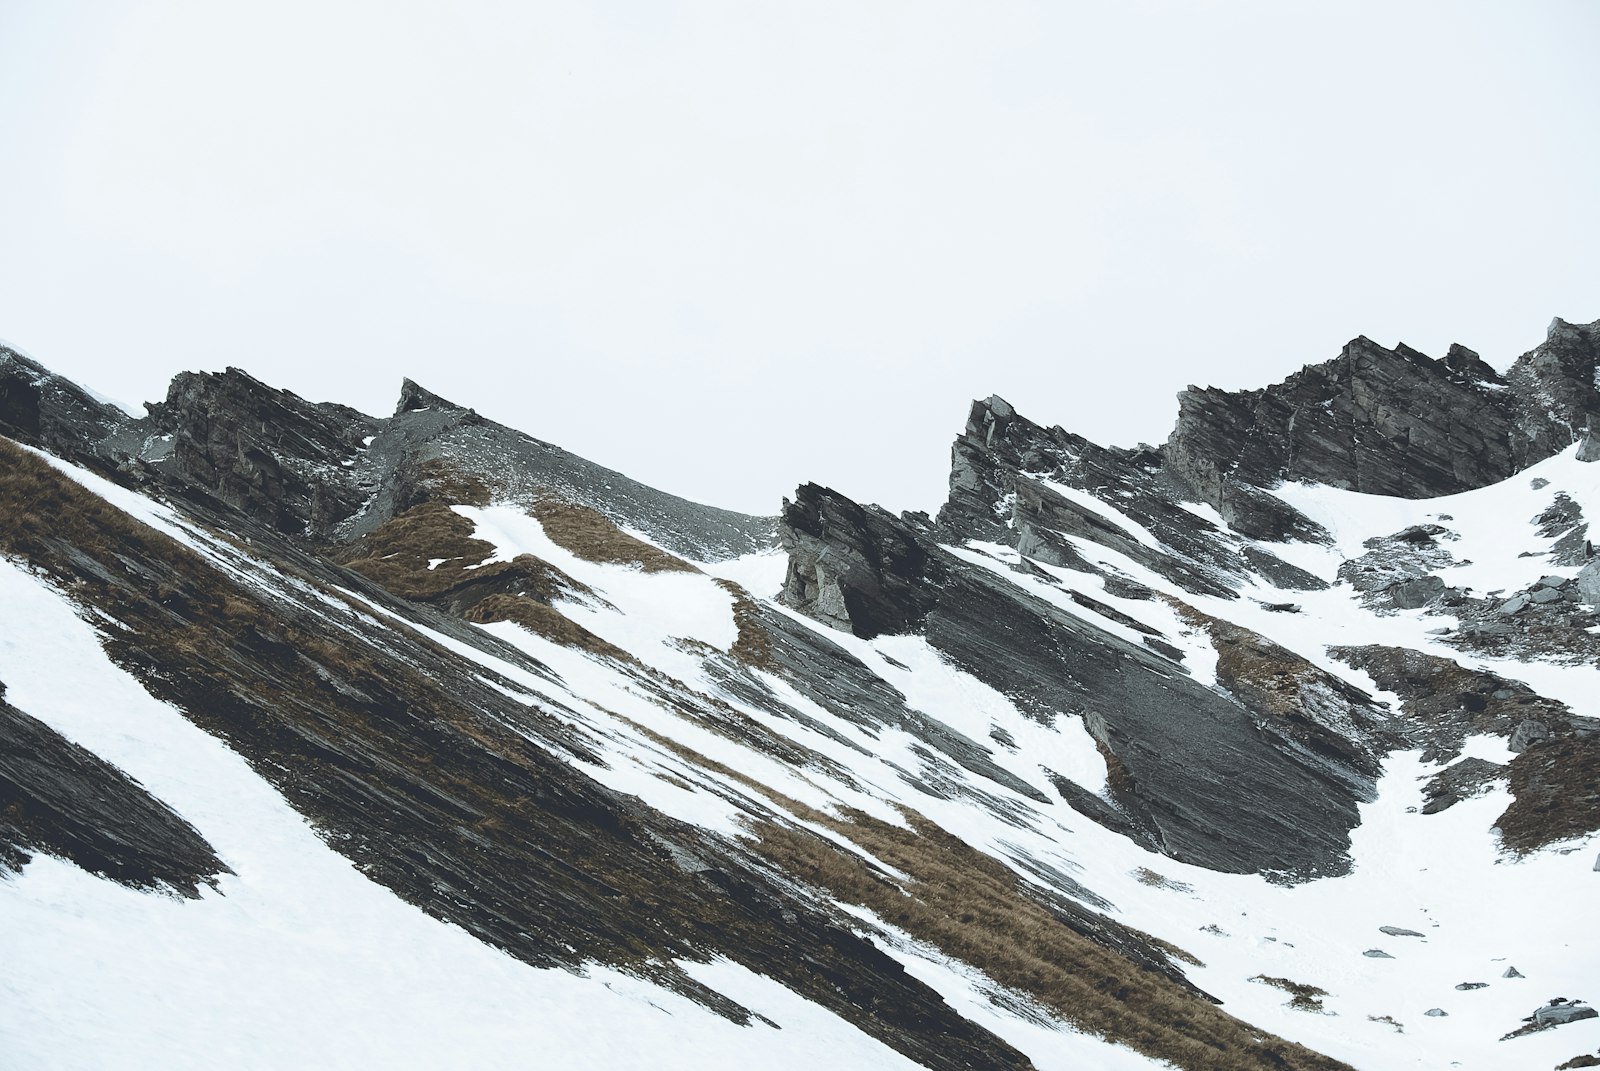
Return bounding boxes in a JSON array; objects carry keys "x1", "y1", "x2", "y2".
[{"x1": 3, "y1": 317, "x2": 1599, "y2": 1071}]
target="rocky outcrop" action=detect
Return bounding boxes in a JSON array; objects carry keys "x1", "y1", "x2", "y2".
[
  {"x1": 0, "y1": 346, "x2": 139, "y2": 467},
  {"x1": 144, "y1": 367, "x2": 381, "y2": 537},
  {"x1": 1334, "y1": 525, "x2": 1468, "y2": 612},
  {"x1": 1164, "y1": 321, "x2": 1600, "y2": 538},
  {"x1": 0, "y1": 683, "x2": 229, "y2": 895},
  {"x1": 936, "y1": 395, "x2": 1326, "y2": 597},
  {"x1": 781, "y1": 484, "x2": 943, "y2": 636},
  {"x1": 783, "y1": 481, "x2": 1390, "y2": 879},
  {"x1": 1328, "y1": 644, "x2": 1592, "y2": 758},
  {"x1": 348, "y1": 379, "x2": 776, "y2": 560}
]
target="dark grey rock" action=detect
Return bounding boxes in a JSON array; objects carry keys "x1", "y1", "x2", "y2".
[
  {"x1": 1, "y1": 688, "x2": 230, "y2": 895},
  {"x1": 1539, "y1": 575, "x2": 1571, "y2": 589},
  {"x1": 1424, "y1": 1008, "x2": 1448, "y2": 1017},
  {"x1": 1391, "y1": 575, "x2": 1446, "y2": 610},
  {"x1": 1535, "y1": 1003, "x2": 1598, "y2": 1026},
  {"x1": 1579, "y1": 561, "x2": 1600, "y2": 608},
  {"x1": 1420, "y1": 757, "x2": 1506, "y2": 814},
  {"x1": 1505, "y1": 966, "x2": 1525, "y2": 978},
  {"x1": 1530, "y1": 587, "x2": 1565, "y2": 605},
  {"x1": 934, "y1": 395, "x2": 1304, "y2": 598},
  {"x1": 1510, "y1": 720, "x2": 1553, "y2": 753},
  {"x1": 1501, "y1": 594, "x2": 1531, "y2": 616},
  {"x1": 1166, "y1": 326, "x2": 1600, "y2": 524},
  {"x1": 1455, "y1": 982, "x2": 1488, "y2": 991},
  {"x1": 1379, "y1": 926, "x2": 1425, "y2": 937},
  {"x1": 1364, "y1": 949, "x2": 1395, "y2": 959},
  {"x1": 1579, "y1": 430, "x2": 1600, "y2": 462},
  {"x1": 784, "y1": 481, "x2": 1394, "y2": 879}
]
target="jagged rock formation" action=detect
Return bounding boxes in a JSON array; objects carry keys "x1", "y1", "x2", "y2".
[
  {"x1": 1165, "y1": 320, "x2": 1600, "y2": 538},
  {"x1": 0, "y1": 346, "x2": 774, "y2": 560},
  {"x1": 936, "y1": 395, "x2": 1327, "y2": 597},
  {"x1": 782, "y1": 481, "x2": 1393, "y2": 879}
]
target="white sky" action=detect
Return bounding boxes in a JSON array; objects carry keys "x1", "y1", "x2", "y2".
[{"x1": 2, "y1": 1, "x2": 1598, "y2": 516}]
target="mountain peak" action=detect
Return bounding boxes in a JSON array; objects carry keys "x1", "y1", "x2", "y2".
[{"x1": 395, "y1": 377, "x2": 463, "y2": 415}]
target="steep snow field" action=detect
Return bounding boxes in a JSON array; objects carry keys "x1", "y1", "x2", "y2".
[{"x1": 4, "y1": 442, "x2": 1598, "y2": 1070}]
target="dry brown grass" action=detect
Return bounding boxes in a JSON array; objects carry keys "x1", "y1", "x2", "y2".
[
  {"x1": 336, "y1": 501, "x2": 634, "y2": 662},
  {"x1": 0, "y1": 438, "x2": 1041, "y2": 1070},
  {"x1": 528, "y1": 497, "x2": 697, "y2": 573},
  {"x1": 411, "y1": 458, "x2": 492, "y2": 507},
  {"x1": 465, "y1": 593, "x2": 633, "y2": 662},
  {"x1": 715, "y1": 578, "x2": 776, "y2": 670},
  {"x1": 1495, "y1": 733, "x2": 1600, "y2": 854},
  {"x1": 1251, "y1": 975, "x2": 1329, "y2": 1013},
  {"x1": 752, "y1": 807, "x2": 1352, "y2": 1071},
  {"x1": 1133, "y1": 866, "x2": 1194, "y2": 893}
]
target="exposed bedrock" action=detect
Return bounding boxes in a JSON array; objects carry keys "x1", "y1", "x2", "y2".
[
  {"x1": 0, "y1": 683, "x2": 230, "y2": 895},
  {"x1": 782, "y1": 483, "x2": 1390, "y2": 879},
  {"x1": 935, "y1": 395, "x2": 1327, "y2": 596},
  {"x1": 145, "y1": 367, "x2": 382, "y2": 537},
  {"x1": 1165, "y1": 320, "x2": 1600, "y2": 538}
]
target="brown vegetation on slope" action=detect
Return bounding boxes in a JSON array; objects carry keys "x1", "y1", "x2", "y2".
[
  {"x1": 527, "y1": 497, "x2": 698, "y2": 573},
  {"x1": 753, "y1": 807, "x2": 1352, "y2": 1071},
  {"x1": 0, "y1": 437, "x2": 1033, "y2": 1071},
  {"x1": 337, "y1": 501, "x2": 628, "y2": 659}
]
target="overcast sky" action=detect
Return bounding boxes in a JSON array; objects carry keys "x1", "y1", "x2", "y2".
[{"x1": 2, "y1": 2, "x2": 1598, "y2": 515}]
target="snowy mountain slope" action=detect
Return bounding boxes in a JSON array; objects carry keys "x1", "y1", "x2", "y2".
[{"x1": 3, "y1": 319, "x2": 1599, "y2": 1070}]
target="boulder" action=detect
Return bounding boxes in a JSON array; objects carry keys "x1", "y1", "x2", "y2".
[
  {"x1": 1536, "y1": 1003, "x2": 1599, "y2": 1027},
  {"x1": 1579, "y1": 429, "x2": 1600, "y2": 462},
  {"x1": 1364, "y1": 949, "x2": 1394, "y2": 959},
  {"x1": 1510, "y1": 720, "x2": 1553, "y2": 753},
  {"x1": 1505, "y1": 966, "x2": 1525, "y2": 979},
  {"x1": 1391, "y1": 576, "x2": 1446, "y2": 610},
  {"x1": 1455, "y1": 982, "x2": 1488, "y2": 991},
  {"x1": 1379, "y1": 926, "x2": 1426, "y2": 937},
  {"x1": 1425, "y1": 1008, "x2": 1448, "y2": 1017},
  {"x1": 1500, "y1": 594, "x2": 1531, "y2": 616},
  {"x1": 1579, "y1": 560, "x2": 1600, "y2": 608}
]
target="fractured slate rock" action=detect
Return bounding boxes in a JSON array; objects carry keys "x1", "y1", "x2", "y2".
[
  {"x1": 783, "y1": 480, "x2": 1392, "y2": 879},
  {"x1": 0, "y1": 687, "x2": 229, "y2": 895},
  {"x1": 1165, "y1": 323, "x2": 1600, "y2": 537},
  {"x1": 1536, "y1": 1003, "x2": 1599, "y2": 1027}
]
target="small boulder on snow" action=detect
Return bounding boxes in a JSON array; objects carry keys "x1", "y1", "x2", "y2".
[
  {"x1": 1424, "y1": 1008, "x2": 1448, "y2": 1017},
  {"x1": 1535, "y1": 1002, "x2": 1599, "y2": 1027},
  {"x1": 1456, "y1": 982, "x2": 1489, "y2": 991},
  {"x1": 1379, "y1": 925, "x2": 1425, "y2": 938},
  {"x1": 1505, "y1": 966, "x2": 1526, "y2": 979},
  {"x1": 1364, "y1": 949, "x2": 1395, "y2": 959}
]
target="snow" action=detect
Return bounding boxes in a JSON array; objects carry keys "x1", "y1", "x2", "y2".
[
  {"x1": 0, "y1": 557, "x2": 925, "y2": 1071},
  {"x1": 1032, "y1": 476, "x2": 1162, "y2": 549},
  {"x1": 6, "y1": 436, "x2": 1600, "y2": 1071}
]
